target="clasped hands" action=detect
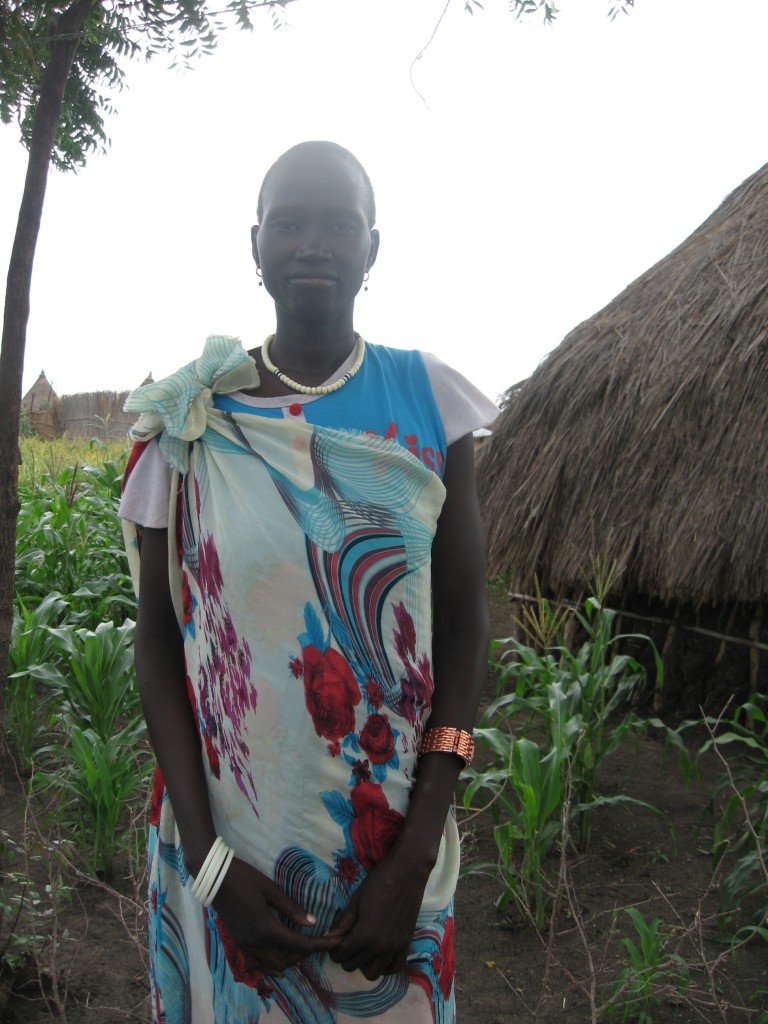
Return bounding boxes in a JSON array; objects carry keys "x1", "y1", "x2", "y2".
[{"x1": 213, "y1": 854, "x2": 429, "y2": 981}]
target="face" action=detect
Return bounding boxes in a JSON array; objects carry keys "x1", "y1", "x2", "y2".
[{"x1": 252, "y1": 155, "x2": 379, "y2": 326}]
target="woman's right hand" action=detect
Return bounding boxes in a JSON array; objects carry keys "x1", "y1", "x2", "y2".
[{"x1": 211, "y1": 857, "x2": 340, "y2": 976}]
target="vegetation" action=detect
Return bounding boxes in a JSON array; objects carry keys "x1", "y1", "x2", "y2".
[
  {"x1": 693, "y1": 695, "x2": 768, "y2": 941},
  {"x1": 1, "y1": 439, "x2": 152, "y2": 1003},
  {"x1": 463, "y1": 580, "x2": 664, "y2": 926},
  {"x1": 0, "y1": 0, "x2": 638, "y2": 702},
  {"x1": 2, "y1": 438, "x2": 766, "y2": 1019},
  {"x1": 601, "y1": 907, "x2": 690, "y2": 1023},
  {"x1": 0, "y1": 0, "x2": 296, "y2": 709},
  {"x1": 461, "y1": 584, "x2": 767, "y2": 1021}
]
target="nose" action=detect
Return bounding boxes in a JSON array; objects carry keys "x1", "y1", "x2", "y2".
[{"x1": 295, "y1": 225, "x2": 332, "y2": 261}]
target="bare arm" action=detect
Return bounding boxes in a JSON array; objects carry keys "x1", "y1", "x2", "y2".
[
  {"x1": 328, "y1": 433, "x2": 490, "y2": 977},
  {"x1": 135, "y1": 526, "x2": 339, "y2": 975}
]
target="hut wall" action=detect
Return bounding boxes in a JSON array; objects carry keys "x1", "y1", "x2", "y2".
[
  {"x1": 29, "y1": 402, "x2": 61, "y2": 441},
  {"x1": 617, "y1": 595, "x2": 766, "y2": 717},
  {"x1": 58, "y1": 391, "x2": 136, "y2": 440},
  {"x1": 521, "y1": 589, "x2": 768, "y2": 717}
]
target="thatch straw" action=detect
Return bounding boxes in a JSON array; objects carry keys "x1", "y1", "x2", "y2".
[
  {"x1": 479, "y1": 163, "x2": 768, "y2": 606},
  {"x1": 21, "y1": 370, "x2": 58, "y2": 413}
]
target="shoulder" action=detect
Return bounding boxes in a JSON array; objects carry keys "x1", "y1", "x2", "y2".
[
  {"x1": 363, "y1": 343, "x2": 427, "y2": 371},
  {"x1": 379, "y1": 345, "x2": 500, "y2": 446},
  {"x1": 118, "y1": 439, "x2": 173, "y2": 529}
]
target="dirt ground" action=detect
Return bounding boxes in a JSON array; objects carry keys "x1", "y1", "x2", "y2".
[{"x1": 2, "y1": 590, "x2": 766, "y2": 1023}]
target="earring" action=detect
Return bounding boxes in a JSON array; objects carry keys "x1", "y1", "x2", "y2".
[
  {"x1": 256, "y1": 267, "x2": 263, "y2": 287},
  {"x1": 363, "y1": 271, "x2": 370, "y2": 292}
]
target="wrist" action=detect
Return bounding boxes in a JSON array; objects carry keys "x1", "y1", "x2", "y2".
[
  {"x1": 189, "y1": 836, "x2": 235, "y2": 906},
  {"x1": 184, "y1": 834, "x2": 218, "y2": 877}
]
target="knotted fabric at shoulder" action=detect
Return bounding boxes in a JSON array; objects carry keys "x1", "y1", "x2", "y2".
[{"x1": 124, "y1": 335, "x2": 260, "y2": 472}]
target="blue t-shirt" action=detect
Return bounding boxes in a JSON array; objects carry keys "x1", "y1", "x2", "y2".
[{"x1": 214, "y1": 345, "x2": 449, "y2": 477}]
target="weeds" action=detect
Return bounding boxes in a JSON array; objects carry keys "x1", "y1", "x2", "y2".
[
  {"x1": 600, "y1": 907, "x2": 690, "y2": 1022},
  {"x1": 36, "y1": 720, "x2": 151, "y2": 880},
  {"x1": 698, "y1": 694, "x2": 768, "y2": 937},
  {"x1": 3, "y1": 440, "x2": 152, "y2": 1010},
  {"x1": 6, "y1": 594, "x2": 69, "y2": 773},
  {"x1": 460, "y1": 576, "x2": 767, "y2": 1022},
  {"x1": 463, "y1": 587, "x2": 664, "y2": 927}
]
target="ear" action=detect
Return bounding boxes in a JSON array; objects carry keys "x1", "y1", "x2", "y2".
[
  {"x1": 251, "y1": 224, "x2": 260, "y2": 267},
  {"x1": 367, "y1": 229, "x2": 380, "y2": 271}
]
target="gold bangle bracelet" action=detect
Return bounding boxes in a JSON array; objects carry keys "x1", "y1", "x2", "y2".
[{"x1": 419, "y1": 727, "x2": 475, "y2": 768}]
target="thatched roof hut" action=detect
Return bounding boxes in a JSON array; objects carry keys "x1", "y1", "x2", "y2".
[
  {"x1": 21, "y1": 371, "x2": 58, "y2": 414},
  {"x1": 21, "y1": 371, "x2": 60, "y2": 439},
  {"x1": 479, "y1": 163, "x2": 768, "y2": 707}
]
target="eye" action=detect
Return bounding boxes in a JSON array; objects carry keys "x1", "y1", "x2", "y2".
[
  {"x1": 271, "y1": 218, "x2": 300, "y2": 233},
  {"x1": 329, "y1": 222, "x2": 358, "y2": 236}
]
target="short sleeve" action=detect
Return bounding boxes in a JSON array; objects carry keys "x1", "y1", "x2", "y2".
[
  {"x1": 421, "y1": 351, "x2": 500, "y2": 446},
  {"x1": 118, "y1": 439, "x2": 173, "y2": 529}
]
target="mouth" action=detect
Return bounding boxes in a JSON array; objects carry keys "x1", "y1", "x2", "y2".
[{"x1": 288, "y1": 274, "x2": 338, "y2": 287}]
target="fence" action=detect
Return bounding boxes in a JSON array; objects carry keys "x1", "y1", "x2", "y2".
[{"x1": 57, "y1": 391, "x2": 137, "y2": 440}]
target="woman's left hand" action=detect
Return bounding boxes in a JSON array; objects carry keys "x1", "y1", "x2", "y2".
[{"x1": 325, "y1": 855, "x2": 430, "y2": 979}]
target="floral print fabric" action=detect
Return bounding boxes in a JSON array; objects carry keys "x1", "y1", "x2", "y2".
[{"x1": 139, "y1": 399, "x2": 460, "y2": 1024}]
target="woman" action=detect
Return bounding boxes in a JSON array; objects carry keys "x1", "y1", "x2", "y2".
[{"x1": 120, "y1": 141, "x2": 498, "y2": 1023}]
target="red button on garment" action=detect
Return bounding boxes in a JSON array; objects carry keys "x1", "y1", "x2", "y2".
[{"x1": 289, "y1": 403, "x2": 302, "y2": 416}]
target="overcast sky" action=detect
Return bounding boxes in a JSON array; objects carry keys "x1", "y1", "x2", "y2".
[{"x1": 2, "y1": 0, "x2": 768, "y2": 405}]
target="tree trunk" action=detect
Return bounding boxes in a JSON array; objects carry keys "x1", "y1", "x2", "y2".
[{"x1": 0, "y1": 0, "x2": 95, "y2": 712}]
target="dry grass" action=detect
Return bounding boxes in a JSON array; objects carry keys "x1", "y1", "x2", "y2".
[{"x1": 479, "y1": 162, "x2": 768, "y2": 607}]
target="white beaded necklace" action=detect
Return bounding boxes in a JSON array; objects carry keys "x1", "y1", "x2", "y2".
[{"x1": 260, "y1": 334, "x2": 366, "y2": 396}]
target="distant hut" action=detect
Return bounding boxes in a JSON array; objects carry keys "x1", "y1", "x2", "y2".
[
  {"x1": 479, "y1": 163, "x2": 768, "y2": 712},
  {"x1": 20, "y1": 370, "x2": 154, "y2": 440},
  {"x1": 21, "y1": 371, "x2": 60, "y2": 439}
]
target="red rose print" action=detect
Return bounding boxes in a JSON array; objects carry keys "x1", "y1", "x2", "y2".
[
  {"x1": 302, "y1": 645, "x2": 361, "y2": 741},
  {"x1": 365, "y1": 678, "x2": 383, "y2": 709},
  {"x1": 352, "y1": 759, "x2": 372, "y2": 783},
  {"x1": 350, "y1": 781, "x2": 405, "y2": 871},
  {"x1": 336, "y1": 854, "x2": 360, "y2": 884},
  {"x1": 289, "y1": 656, "x2": 304, "y2": 679},
  {"x1": 431, "y1": 915, "x2": 455, "y2": 1000},
  {"x1": 359, "y1": 713, "x2": 395, "y2": 765}
]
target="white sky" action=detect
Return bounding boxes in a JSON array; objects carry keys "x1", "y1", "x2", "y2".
[{"x1": 2, "y1": 0, "x2": 768, "y2": 405}]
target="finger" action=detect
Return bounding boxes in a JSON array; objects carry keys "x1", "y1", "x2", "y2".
[
  {"x1": 338, "y1": 950, "x2": 384, "y2": 975},
  {"x1": 391, "y1": 949, "x2": 409, "y2": 974},
  {"x1": 243, "y1": 942, "x2": 320, "y2": 977},
  {"x1": 325, "y1": 906, "x2": 357, "y2": 941},
  {"x1": 361, "y1": 956, "x2": 393, "y2": 981},
  {"x1": 269, "y1": 928, "x2": 342, "y2": 957},
  {"x1": 326, "y1": 899, "x2": 360, "y2": 954},
  {"x1": 334, "y1": 936, "x2": 390, "y2": 975},
  {"x1": 263, "y1": 880, "x2": 318, "y2": 928},
  {"x1": 236, "y1": 948, "x2": 285, "y2": 978}
]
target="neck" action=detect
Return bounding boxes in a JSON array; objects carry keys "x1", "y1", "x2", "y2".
[{"x1": 271, "y1": 314, "x2": 357, "y2": 378}]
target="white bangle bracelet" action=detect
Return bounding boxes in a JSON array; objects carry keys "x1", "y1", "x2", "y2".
[
  {"x1": 204, "y1": 844, "x2": 235, "y2": 906},
  {"x1": 191, "y1": 837, "x2": 226, "y2": 900},
  {"x1": 193, "y1": 839, "x2": 234, "y2": 906},
  {"x1": 191, "y1": 837, "x2": 234, "y2": 905}
]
